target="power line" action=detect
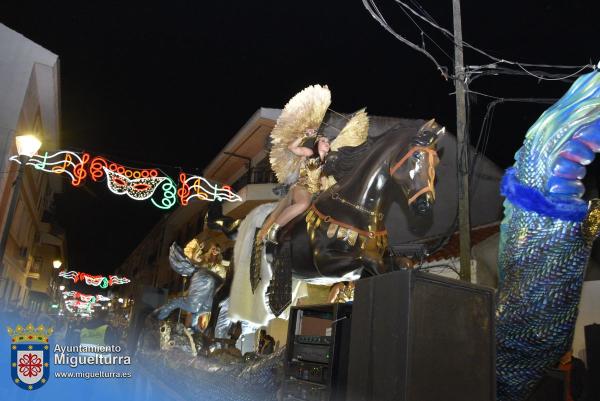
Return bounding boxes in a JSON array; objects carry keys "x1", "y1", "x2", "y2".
[
  {"x1": 362, "y1": 0, "x2": 451, "y2": 79},
  {"x1": 395, "y1": 0, "x2": 454, "y2": 64},
  {"x1": 468, "y1": 94, "x2": 557, "y2": 194},
  {"x1": 391, "y1": 0, "x2": 595, "y2": 80},
  {"x1": 515, "y1": 63, "x2": 592, "y2": 82}
]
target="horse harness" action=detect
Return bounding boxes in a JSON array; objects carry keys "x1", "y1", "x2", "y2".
[
  {"x1": 304, "y1": 145, "x2": 437, "y2": 256},
  {"x1": 389, "y1": 145, "x2": 438, "y2": 205},
  {"x1": 306, "y1": 204, "x2": 388, "y2": 257}
]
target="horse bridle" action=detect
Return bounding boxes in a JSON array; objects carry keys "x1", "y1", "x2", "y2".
[{"x1": 389, "y1": 145, "x2": 438, "y2": 205}]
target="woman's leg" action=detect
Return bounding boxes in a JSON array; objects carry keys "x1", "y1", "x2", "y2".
[
  {"x1": 259, "y1": 192, "x2": 292, "y2": 240},
  {"x1": 275, "y1": 186, "x2": 311, "y2": 226},
  {"x1": 265, "y1": 186, "x2": 312, "y2": 244}
]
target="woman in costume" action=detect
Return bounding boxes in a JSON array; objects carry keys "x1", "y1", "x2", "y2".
[
  {"x1": 264, "y1": 129, "x2": 331, "y2": 243},
  {"x1": 263, "y1": 84, "x2": 370, "y2": 244}
]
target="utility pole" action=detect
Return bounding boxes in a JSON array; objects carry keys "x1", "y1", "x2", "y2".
[{"x1": 452, "y1": 0, "x2": 471, "y2": 282}]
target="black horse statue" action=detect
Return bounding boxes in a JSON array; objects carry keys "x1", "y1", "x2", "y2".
[{"x1": 225, "y1": 120, "x2": 444, "y2": 321}]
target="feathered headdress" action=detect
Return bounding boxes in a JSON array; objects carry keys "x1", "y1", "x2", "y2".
[{"x1": 269, "y1": 85, "x2": 331, "y2": 184}]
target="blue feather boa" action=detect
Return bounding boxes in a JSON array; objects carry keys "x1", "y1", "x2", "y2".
[{"x1": 501, "y1": 168, "x2": 587, "y2": 222}]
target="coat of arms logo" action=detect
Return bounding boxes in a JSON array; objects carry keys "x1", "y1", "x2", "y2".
[{"x1": 7, "y1": 323, "x2": 53, "y2": 390}]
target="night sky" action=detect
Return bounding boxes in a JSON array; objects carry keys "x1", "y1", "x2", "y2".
[{"x1": 2, "y1": 0, "x2": 599, "y2": 275}]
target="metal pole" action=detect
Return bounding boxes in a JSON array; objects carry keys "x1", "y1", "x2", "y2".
[
  {"x1": 0, "y1": 155, "x2": 27, "y2": 275},
  {"x1": 452, "y1": 0, "x2": 472, "y2": 282}
]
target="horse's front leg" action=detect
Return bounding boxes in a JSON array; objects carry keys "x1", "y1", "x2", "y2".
[{"x1": 313, "y1": 243, "x2": 384, "y2": 278}]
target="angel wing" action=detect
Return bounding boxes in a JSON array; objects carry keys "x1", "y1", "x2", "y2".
[
  {"x1": 330, "y1": 108, "x2": 369, "y2": 151},
  {"x1": 168, "y1": 242, "x2": 199, "y2": 276},
  {"x1": 269, "y1": 85, "x2": 331, "y2": 184},
  {"x1": 322, "y1": 109, "x2": 370, "y2": 189},
  {"x1": 183, "y1": 238, "x2": 204, "y2": 262}
]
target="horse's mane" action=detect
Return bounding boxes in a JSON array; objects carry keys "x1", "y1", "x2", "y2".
[
  {"x1": 323, "y1": 121, "x2": 418, "y2": 182},
  {"x1": 323, "y1": 137, "x2": 375, "y2": 182}
]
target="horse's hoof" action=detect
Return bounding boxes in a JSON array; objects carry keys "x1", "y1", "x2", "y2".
[
  {"x1": 263, "y1": 237, "x2": 278, "y2": 246},
  {"x1": 265, "y1": 243, "x2": 276, "y2": 262}
]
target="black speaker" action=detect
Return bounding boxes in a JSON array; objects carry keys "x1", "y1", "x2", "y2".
[
  {"x1": 585, "y1": 323, "x2": 600, "y2": 371},
  {"x1": 282, "y1": 303, "x2": 352, "y2": 401},
  {"x1": 585, "y1": 323, "x2": 600, "y2": 400},
  {"x1": 525, "y1": 369, "x2": 566, "y2": 401},
  {"x1": 346, "y1": 269, "x2": 496, "y2": 401}
]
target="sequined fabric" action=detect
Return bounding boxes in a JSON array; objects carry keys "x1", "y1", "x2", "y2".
[
  {"x1": 496, "y1": 202, "x2": 590, "y2": 401},
  {"x1": 496, "y1": 70, "x2": 600, "y2": 401},
  {"x1": 295, "y1": 157, "x2": 323, "y2": 194}
]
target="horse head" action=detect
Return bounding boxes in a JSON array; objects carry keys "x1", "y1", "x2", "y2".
[{"x1": 389, "y1": 119, "x2": 444, "y2": 215}]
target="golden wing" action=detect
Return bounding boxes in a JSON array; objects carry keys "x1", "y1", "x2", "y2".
[
  {"x1": 322, "y1": 109, "x2": 370, "y2": 190},
  {"x1": 269, "y1": 85, "x2": 331, "y2": 184},
  {"x1": 330, "y1": 108, "x2": 369, "y2": 152},
  {"x1": 184, "y1": 238, "x2": 205, "y2": 263}
]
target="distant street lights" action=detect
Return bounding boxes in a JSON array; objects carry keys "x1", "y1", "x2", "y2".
[
  {"x1": 0, "y1": 134, "x2": 42, "y2": 274},
  {"x1": 53, "y1": 260, "x2": 62, "y2": 269}
]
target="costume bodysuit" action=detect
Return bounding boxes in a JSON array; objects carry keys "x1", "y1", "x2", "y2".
[{"x1": 295, "y1": 157, "x2": 323, "y2": 195}]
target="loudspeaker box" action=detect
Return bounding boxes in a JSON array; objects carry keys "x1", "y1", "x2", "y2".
[{"x1": 346, "y1": 269, "x2": 495, "y2": 401}]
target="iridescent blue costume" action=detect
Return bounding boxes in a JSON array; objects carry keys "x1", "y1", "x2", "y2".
[{"x1": 496, "y1": 70, "x2": 600, "y2": 401}]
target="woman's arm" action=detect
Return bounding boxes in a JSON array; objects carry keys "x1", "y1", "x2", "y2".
[{"x1": 288, "y1": 130, "x2": 315, "y2": 157}]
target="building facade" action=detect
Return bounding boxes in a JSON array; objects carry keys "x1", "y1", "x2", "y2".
[{"x1": 0, "y1": 24, "x2": 66, "y2": 314}]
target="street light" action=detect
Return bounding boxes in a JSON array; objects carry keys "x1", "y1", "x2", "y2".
[
  {"x1": 52, "y1": 260, "x2": 62, "y2": 269},
  {"x1": 59, "y1": 285, "x2": 65, "y2": 291},
  {"x1": 0, "y1": 134, "x2": 42, "y2": 270},
  {"x1": 15, "y1": 135, "x2": 42, "y2": 158}
]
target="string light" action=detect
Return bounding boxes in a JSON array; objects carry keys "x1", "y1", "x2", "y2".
[
  {"x1": 58, "y1": 271, "x2": 131, "y2": 288},
  {"x1": 65, "y1": 299, "x2": 93, "y2": 314},
  {"x1": 178, "y1": 172, "x2": 242, "y2": 205},
  {"x1": 61, "y1": 291, "x2": 111, "y2": 303},
  {"x1": 108, "y1": 276, "x2": 130, "y2": 285},
  {"x1": 10, "y1": 150, "x2": 240, "y2": 209},
  {"x1": 9, "y1": 151, "x2": 90, "y2": 186},
  {"x1": 89, "y1": 156, "x2": 159, "y2": 181},
  {"x1": 151, "y1": 178, "x2": 178, "y2": 210},
  {"x1": 103, "y1": 167, "x2": 167, "y2": 200}
]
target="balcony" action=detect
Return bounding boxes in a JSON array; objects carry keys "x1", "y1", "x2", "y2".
[
  {"x1": 38, "y1": 222, "x2": 65, "y2": 247},
  {"x1": 222, "y1": 167, "x2": 280, "y2": 219}
]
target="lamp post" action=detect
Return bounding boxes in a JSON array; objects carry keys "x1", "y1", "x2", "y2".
[
  {"x1": 0, "y1": 135, "x2": 42, "y2": 275},
  {"x1": 51, "y1": 259, "x2": 63, "y2": 314}
]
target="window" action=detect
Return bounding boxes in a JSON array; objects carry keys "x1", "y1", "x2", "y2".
[{"x1": 29, "y1": 258, "x2": 42, "y2": 275}]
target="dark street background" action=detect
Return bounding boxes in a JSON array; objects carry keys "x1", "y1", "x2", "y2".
[{"x1": 2, "y1": 0, "x2": 599, "y2": 275}]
